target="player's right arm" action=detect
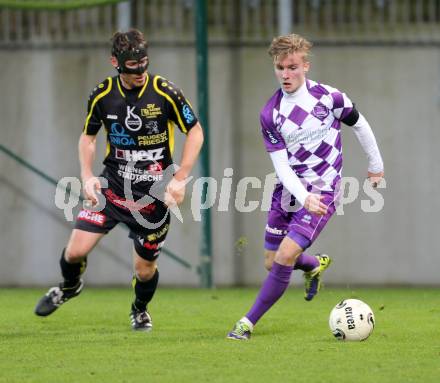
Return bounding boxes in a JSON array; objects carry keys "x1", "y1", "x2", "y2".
[
  {"x1": 78, "y1": 133, "x2": 101, "y2": 206},
  {"x1": 269, "y1": 150, "x2": 328, "y2": 215},
  {"x1": 260, "y1": 108, "x2": 327, "y2": 215},
  {"x1": 80, "y1": 78, "x2": 112, "y2": 205}
]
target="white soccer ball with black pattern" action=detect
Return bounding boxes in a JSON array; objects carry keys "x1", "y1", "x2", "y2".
[{"x1": 329, "y1": 299, "x2": 375, "y2": 341}]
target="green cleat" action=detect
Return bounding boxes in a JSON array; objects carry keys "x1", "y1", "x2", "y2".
[
  {"x1": 227, "y1": 318, "x2": 253, "y2": 340},
  {"x1": 304, "y1": 254, "x2": 332, "y2": 301}
]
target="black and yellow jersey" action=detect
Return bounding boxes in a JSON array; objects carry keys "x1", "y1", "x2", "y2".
[{"x1": 83, "y1": 73, "x2": 198, "y2": 199}]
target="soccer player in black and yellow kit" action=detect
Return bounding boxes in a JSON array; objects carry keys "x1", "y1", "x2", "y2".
[{"x1": 34, "y1": 29, "x2": 204, "y2": 331}]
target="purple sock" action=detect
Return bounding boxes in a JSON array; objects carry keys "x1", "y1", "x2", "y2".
[
  {"x1": 246, "y1": 262, "x2": 293, "y2": 325},
  {"x1": 294, "y1": 252, "x2": 319, "y2": 272}
]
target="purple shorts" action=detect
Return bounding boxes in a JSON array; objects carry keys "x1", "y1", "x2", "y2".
[{"x1": 264, "y1": 183, "x2": 337, "y2": 251}]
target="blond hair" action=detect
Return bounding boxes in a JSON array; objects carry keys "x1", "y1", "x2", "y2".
[{"x1": 268, "y1": 34, "x2": 312, "y2": 62}]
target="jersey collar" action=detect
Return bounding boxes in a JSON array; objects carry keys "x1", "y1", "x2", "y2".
[
  {"x1": 281, "y1": 79, "x2": 308, "y2": 102},
  {"x1": 117, "y1": 73, "x2": 150, "y2": 99}
]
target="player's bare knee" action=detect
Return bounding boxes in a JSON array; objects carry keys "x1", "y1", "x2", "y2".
[
  {"x1": 275, "y1": 236, "x2": 303, "y2": 265},
  {"x1": 135, "y1": 269, "x2": 155, "y2": 282},
  {"x1": 264, "y1": 258, "x2": 272, "y2": 271},
  {"x1": 275, "y1": 249, "x2": 295, "y2": 265},
  {"x1": 275, "y1": 245, "x2": 302, "y2": 265},
  {"x1": 135, "y1": 264, "x2": 157, "y2": 282},
  {"x1": 264, "y1": 250, "x2": 275, "y2": 271},
  {"x1": 64, "y1": 247, "x2": 87, "y2": 263}
]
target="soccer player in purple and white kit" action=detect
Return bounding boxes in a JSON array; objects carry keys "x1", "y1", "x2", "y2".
[{"x1": 227, "y1": 34, "x2": 384, "y2": 340}]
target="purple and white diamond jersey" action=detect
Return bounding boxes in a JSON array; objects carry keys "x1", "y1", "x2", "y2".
[{"x1": 261, "y1": 79, "x2": 354, "y2": 192}]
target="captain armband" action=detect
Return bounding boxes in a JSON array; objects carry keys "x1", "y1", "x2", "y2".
[{"x1": 341, "y1": 107, "x2": 360, "y2": 126}]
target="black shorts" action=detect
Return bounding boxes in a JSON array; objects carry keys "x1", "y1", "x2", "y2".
[{"x1": 74, "y1": 188, "x2": 170, "y2": 261}]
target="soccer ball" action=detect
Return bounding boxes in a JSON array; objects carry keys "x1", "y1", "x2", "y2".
[{"x1": 328, "y1": 299, "x2": 375, "y2": 341}]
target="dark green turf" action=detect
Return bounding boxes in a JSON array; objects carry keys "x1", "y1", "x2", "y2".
[{"x1": 0, "y1": 288, "x2": 439, "y2": 382}]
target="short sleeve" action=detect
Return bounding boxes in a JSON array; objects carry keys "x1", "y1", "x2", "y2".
[
  {"x1": 330, "y1": 90, "x2": 354, "y2": 121},
  {"x1": 83, "y1": 77, "x2": 112, "y2": 135},
  {"x1": 154, "y1": 76, "x2": 198, "y2": 134},
  {"x1": 260, "y1": 110, "x2": 285, "y2": 152}
]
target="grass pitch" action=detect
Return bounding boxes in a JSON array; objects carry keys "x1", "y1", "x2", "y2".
[{"x1": 0, "y1": 287, "x2": 439, "y2": 383}]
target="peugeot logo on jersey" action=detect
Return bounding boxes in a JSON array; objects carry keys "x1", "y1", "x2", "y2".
[
  {"x1": 145, "y1": 120, "x2": 160, "y2": 135},
  {"x1": 125, "y1": 106, "x2": 143, "y2": 131}
]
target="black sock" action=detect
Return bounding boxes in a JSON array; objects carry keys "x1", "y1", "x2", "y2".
[
  {"x1": 133, "y1": 269, "x2": 159, "y2": 311},
  {"x1": 59, "y1": 248, "x2": 87, "y2": 288}
]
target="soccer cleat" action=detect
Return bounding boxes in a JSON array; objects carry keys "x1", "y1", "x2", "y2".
[
  {"x1": 130, "y1": 306, "x2": 153, "y2": 332},
  {"x1": 227, "y1": 318, "x2": 253, "y2": 340},
  {"x1": 34, "y1": 279, "x2": 84, "y2": 316},
  {"x1": 304, "y1": 254, "x2": 332, "y2": 301}
]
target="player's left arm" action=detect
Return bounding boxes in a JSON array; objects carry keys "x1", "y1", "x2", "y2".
[
  {"x1": 165, "y1": 122, "x2": 204, "y2": 206},
  {"x1": 341, "y1": 107, "x2": 384, "y2": 188},
  {"x1": 154, "y1": 77, "x2": 204, "y2": 205},
  {"x1": 174, "y1": 122, "x2": 204, "y2": 181},
  {"x1": 330, "y1": 88, "x2": 384, "y2": 187}
]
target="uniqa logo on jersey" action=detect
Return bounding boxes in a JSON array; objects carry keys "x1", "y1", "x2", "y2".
[
  {"x1": 125, "y1": 106, "x2": 143, "y2": 131},
  {"x1": 109, "y1": 123, "x2": 136, "y2": 146}
]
